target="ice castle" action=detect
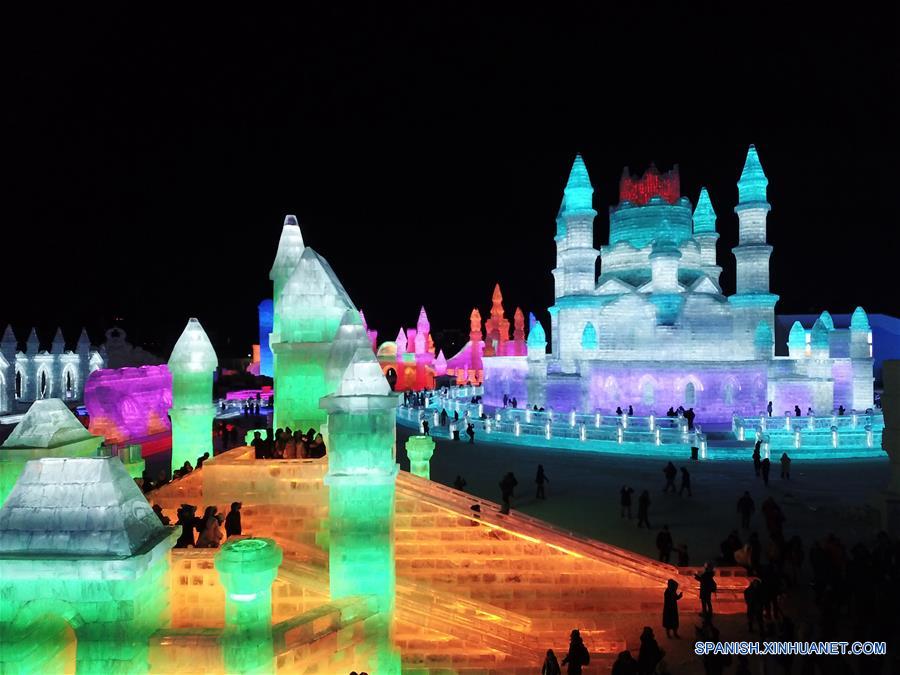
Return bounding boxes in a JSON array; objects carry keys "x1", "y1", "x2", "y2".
[{"x1": 483, "y1": 147, "x2": 874, "y2": 422}]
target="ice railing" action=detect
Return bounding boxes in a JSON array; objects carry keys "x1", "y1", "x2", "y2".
[
  {"x1": 731, "y1": 409, "x2": 884, "y2": 452},
  {"x1": 399, "y1": 392, "x2": 703, "y2": 453},
  {"x1": 395, "y1": 472, "x2": 748, "y2": 600}
]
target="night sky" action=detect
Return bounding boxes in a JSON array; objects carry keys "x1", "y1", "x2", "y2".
[{"x1": 5, "y1": 6, "x2": 897, "y2": 359}]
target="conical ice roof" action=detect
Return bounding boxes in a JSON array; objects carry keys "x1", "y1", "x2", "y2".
[{"x1": 168, "y1": 318, "x2": 218, "y2": 373}]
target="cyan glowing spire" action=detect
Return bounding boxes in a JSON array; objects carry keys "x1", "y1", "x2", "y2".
[
  {"x1": 811, "y1": 317, "x2": 830, "y2": 349},
  {"x1": 850, "y1": 306, "x2": 870, "y2": 331},
  {"x1": 788, "y1": 321, "x2": 807, "y2": 351},
  {"x1": 563, "y1": 154, "x2": 594, "y2": 213},
  {"x1": 581, "y1": 322, "x2": 598, "y2": 350},
  {"x1": 737, "y1": 145, "x2": 768, "y2": 204},
  {"x1": 528, "y1": 320, "x2": 547, "y2": 347},
  {"x1": 817, "y1": 310, "x2": 835, "y2": 332},
  {"x1": 692, "y1": 187, "x2": 717, "y2": 233}
]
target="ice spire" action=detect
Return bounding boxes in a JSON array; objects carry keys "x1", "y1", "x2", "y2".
[
  {"x1": 737, "y1": 145, "x2": 768, "y2": 204},
  {"x1": 26, "y1": 328, "x2": 39, "y2": 354},
  {"x1": 528, "y1": 320, "x2": 546, "y2": 347},
  {"x1": 692, "y1": 187, "x2": 717, "y2": 233},
  {"x1": 334, "y1": 347, "x2": 392, "y2": 397},
  {"x1": 469, "y1": 309, "x2": 483, "y2": 342},
  {"x1": 434, "y1": 350, "x2": 447, "y2": 375},
  {"x1": 1, "y1": 325, "x2": 16, "y2": 350},
  {"x1": 168, "y1": 318, "x2": 218, "y2": 373},
  {"x1": 327, "y1": 309, "x2": 373, "y2": 387},
  {"x1": 788, "y1": 321, "x2": 807, "y2": 352},
  {"x1": 51, "y1": 328, "x2": 65, "y2": 354},
  {"x1": 817, "y1": 310, "x2": 835, "y2": 332},
  {"x1": 850, "y1": 306, "x2": 870, "y2": 331},
  {"x1": 77, "y1": 327, "x2": 90, "y2": 352},
  {"x1": 528, "y1": 312, "x2": 537, "y2": 331},
  {"x1": 563, "y1": 154, "x2": 593, "y2": 212},
  {"x1": 395, "y1": 328, "x2": 407, "y2": 355},
  {"x1": 513, "y1": 308, "x2": 526, "y2": 342},
  {"x1": 416, "y1": 306, "x2": 430, "y2": 335},
  {"x1": 269, "y1": 214, "x2": 305, "y2": 281}
]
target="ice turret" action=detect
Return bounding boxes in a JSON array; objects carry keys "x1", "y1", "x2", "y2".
[
  {"x1": 269, "y1": 214, "x2": 306, "y2": 339},
  {"x1": 1, "y1": 325, "x2": 16, "y2": 351},
  {"x1": 77, "y1": 327, "x2": 91, "y2": 354},
  {"x1": 527, "y1": 320, "x2": 547, "y2": 407},
  {"x1": 528, "y1": 320, "x2": 547, "y2": 349},
  {"x1": 167, "y1": 318, "x2": 218, "y2": 472},
  {"x1": 737, "y1": 145, "x2": 768, "y2": 204},
  {"x1": 395, "y1": 328, "x2": 408, "y2": 356},
  {"x1": 26, "y1": 328, "x2": 39, "y2": 354},
  {"x1": 817, "y1": 310, "x2": 835, "y2": 332},
  {"x1": 692, "y1": 187, "x2": 721, "y2": 279},
  {"x1": 849, "y1": 307, "x2": 874, "y2": 409},
  {"x1": 850, "y1": 306, "x2": 870, "y2": 332},
  {"x1": 563, "y1": 154, "x2": 593, "y2": 212},
  {"x1": 810, "y1": 317, "x2": 830, "y2": 353},
  {"x1": 788, "y1": 321, "x2": 808, "y2": 358},
  {"x1": 553, "y1": 155, "x2": 599, "y2": 304},
  {"x1": 51, "y1": 327, "x2": 65, "y2": 354},
  {"x1": 320, "y1": 348, "x2": 401, "y2": 671},
  {"x1": 434, "y1": 350, "x2": 447, "y2": 376},
  {"x1": 416, "y1": 306, "x2": 430, "y2": 335},
  {"x1": 581, "y1": 322, "x2": 598, "y2": 350},
  {"x1": 692, "y1": 188, "x2": 716, "y2": 233},
  {"x1": 327, "y1": 309, "x2": 373, "y2": 389}
]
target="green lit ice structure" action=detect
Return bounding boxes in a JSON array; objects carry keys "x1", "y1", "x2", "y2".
[
  {"x1": 0, "y1": 456, "x2": 177, "y2": 674},
  {"x1": 167, "y1": 318, "x2": 218, "y2": 474},
  {"x1": 0, "y1": 398, "x2": 104, "y2": 506},
  {"x1": 320, "y1": 347, "x2": 401, "y2": 673}
]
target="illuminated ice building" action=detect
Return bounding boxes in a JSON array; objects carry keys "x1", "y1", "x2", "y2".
[{"x1": 482, "y1": 147, "x2": 875, "y2": 422}]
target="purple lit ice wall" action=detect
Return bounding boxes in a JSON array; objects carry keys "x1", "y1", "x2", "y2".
[
  {"x1": 481, "y1": 357, "x2": 527, "y2": 405},
  {"x1": 85, "y1": 365, "x2": 173, "y2": 443}
]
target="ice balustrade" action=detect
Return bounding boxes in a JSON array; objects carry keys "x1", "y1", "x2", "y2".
[{"x1": 732, "y1": 409, "x2": 884, "y2": 456}]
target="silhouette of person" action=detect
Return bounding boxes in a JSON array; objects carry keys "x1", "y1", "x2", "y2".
[
  {"x1": 794, "y1": 405, "x2": 801, "y2": 417},
  {"x1": 466, "y1": 422, "x2": 475, "y2": 443},
  {"x1": 662, "y1": 579, "x2": 683, "y2": 638},
  {"x1": 637, "y1": 626, "x2": 664, "y2": 675},
  {"x1": 678, "y1": 467, "x2": 691, "y2": 496},
  {"x1": 422, "y1": 419, "x2": 430, "y2": 436},
  {"x1": 616, "y1": 406, "x2": 623, "y2": 415},
  {"x1": 453, "y1": 475, "x2": 467, "y2": 492},
  {"x1": 611, "y1": 650, "x2": 638, "y2": 675},
  {"x1": 620, "y1": 486, "x2": 634, "y2": 519},
  {"x1": 761, "y1": 457, "x2": 771, "y2": 486},
  {"x1": 767, "y1": 401, "x2": 773, "y2": 417},
  {"x1": 752, "y1": 441, "x2": 761, "y2": 477},
  {"x1": 780, "y1": 452, "x2": 791, "y2": 479},
  {"x1": 656, "y1": 525, "x2": 674, "y2": 563},
  {"x1": 225, "y1": 501, "x2": 242, "y2": 537},
  {"x1": 694, "y1": 563, "x2": 717, "y2": 619},
  {"x1": 637, "y1": 490, "x2": 651, "y2": 529},
  {"x1": 561, "y1": 629, "x2": 590, "y2": 675},
  {"x1": 662, "y1": 462, "x2": 677, "y2": 493},
  {"x1": 535, "y1": 464, "x2": 549, "y2": 499},
  {"x1": 744, "y1": 578, "x2": 764, "y2": 633},
  {"x1": 541, "y1": 649, "x2": 561, "y2": 675},
  {"x1": 737, "y1": 491, "x2": 755, "y2": 529},
  {"x1": 628, "y1": 405, "x2": 634, "y2": 416}
]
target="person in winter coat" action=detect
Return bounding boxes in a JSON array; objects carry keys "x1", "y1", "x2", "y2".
[{"x1": 662, "y1": 579, "x2": 683, "y2": 638}]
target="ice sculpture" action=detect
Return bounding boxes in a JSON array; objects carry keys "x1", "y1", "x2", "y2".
[
  {"x1": 478, "y1": 148, "x2": 873, "y2": 422},
  {"x1": 84, "y1": 364, "x2": 172, "y2": 444},
  {"x1": 215, "y1": 538, "x2": 283, "y2": 674},
  {"x1": 167, "y1": 318, "x2": 218, "y2": 473},
  {"x1": 0, "y1": 456, "x2": 176, "y2": 673},
  {"x1": 269, "y1": 214, "x2": 305, "y2": 340},
  {"x1": 405, "y1": 435, "x2": 435, "y2": 479},
  {"x1": 272, "y1": 246, "x2": 356, "y2": 432},
  {"x1": 258, "y1": 299, "x2": 274, "y2": 377},
  {"x1": 0, "y1": 398, "x2": 104, "y2": 505},
  {"x1": 320, "y1": 347, "x2": 401, "y2": 672},
  {"x1": 374, "y1": 306, "x2": 438, "y2": 391}
]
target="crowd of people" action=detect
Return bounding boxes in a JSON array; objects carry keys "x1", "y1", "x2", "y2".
[
  {"x1": 250, "y1": 426, "x2": 326, "y2": 459},
  {"x1": 167, "y1": 500, "x2": 243, "y2": 549}
]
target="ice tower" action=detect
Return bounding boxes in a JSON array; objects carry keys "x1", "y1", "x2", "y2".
[
  {"x1": 268, "y1": 215, "x2": 305, "y2": 340},
  {"x1": 167, "y1": 318, "x2": 218, "y2": 473},
  {"x1": 271, "y1": 246, "x2": 356, "y2": 432},
  {"x1": 731, "y1": 145, "x2": 779, "y2": 343},
  {"x1": 320, "y1": 348, "x2": 401, "y2": 673}
]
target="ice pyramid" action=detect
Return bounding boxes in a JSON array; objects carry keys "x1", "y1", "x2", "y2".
[
  {"x1": 327, "y1": 309, "x2": 373, "y2": 387},
  {"x1": 692, "y1": 187, "x2": 716, "y2": 233},
  {"x1": 0, "y1": 456, "x2": 170, "y2": 557},
  {"x1": 2, "y1": 399, "x2": 95, "y2": 449},
  {"x1": 336, "y1": 348, "x2": 391, "y2": 397},
  {"x1": 168, "y1": 318, "x2": 218, "y2": 373},
  {"x1": 278, "y1": 248, "x2": 356, "y2": 343}
]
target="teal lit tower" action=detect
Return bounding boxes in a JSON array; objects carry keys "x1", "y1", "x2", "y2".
[
  {"x1": 551, "y1": 154, "x2": 599, "y2": 361},
  {"x1": 730, "y1": 145, "x2": 779, "y2": 350},
  {"x1": 320, "y1": 347, "x2": 401, "y2": 674},
  {"x1": 215, "y1": 538, "x2": 283, "y2": 675},
  {"x1": 167, "y1": 318, "x2": 218, "y2": 474},
  {"x1": 692, "y1": 187, "x2": 722, "y2": 284}
]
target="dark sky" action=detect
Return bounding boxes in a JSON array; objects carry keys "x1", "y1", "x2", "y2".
[{"x1": 5, "y1": 5, "x2": 898, "y2": 358}]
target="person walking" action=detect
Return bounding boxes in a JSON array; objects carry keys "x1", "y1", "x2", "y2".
[
  {"x1": 453, "y1": 475, "x2": 467, "y2": 492},
  {"x1": 620, "y1": 486, "x2": 634, "y2": 519},
  {"x1": 637, "y1": 627, "x2": 664, "y2": 675},
  {"x1": 761, "y1": 457, "x2": 771, "y2": 487},
  {"x1": 662, "y1": 462, "x2": 677, "y2": 493},
  {"x1": 678, "y1": 467, "x2": 691, "y2": 497},
  {"x1": 560, "y1": 629, "x2": 590, "y2": 675},
  {"x1": 752, "y1": 441, "x2": 761, "y2": 477},
  {"x1": 780, "y1": 452, "x2": 791, "y2": 479},
  {"x1": 466, "y1": 422, "x2": 475, "y2": 444},
  {"x1": 535, "y1": 464, "x2": 549, "y2": 499},
  {"x1": 662, "y1": 579, "x2": 683, "y2": 638},
  {"x1": 541, "y1": 649, "x2": 562, "y2": 675},
  {"x1": 637, "y1": 490, "x2": 651, "y2": 529},
  {"x1": 766, "y1": 401, "x2": 773, "y2": 417}
]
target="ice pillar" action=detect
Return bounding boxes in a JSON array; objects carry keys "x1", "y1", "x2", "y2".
[
  {"x1": 215, "y1": 538, "x2": 283, "y2": 674},
  {"x1": 258, "y1": 300, "x2": 274, "y2": 378},
  {"x1": 320, "y1": 348, "x2": 401, "y2": 674},
  {"x1": 405, "y1": 435, "x2": 435, "y2": 480},
  {"x1": 167, "y1": 318, "x2": 218, "y2": 474}
]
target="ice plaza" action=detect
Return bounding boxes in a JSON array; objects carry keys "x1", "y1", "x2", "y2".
[{"x1": 0, "y1": 148, "x2": 896, "y2": 674}]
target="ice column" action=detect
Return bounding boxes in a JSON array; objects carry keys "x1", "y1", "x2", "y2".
[
  {"x1": 527, "y1": 320, "x2": 547, "y2": 407},
  {"x1": 215, "y1": 538, "x2": 283, "y2": 674},
  {"x1": 849, "y1": 307, "x2": 874, "y2": 411},
  {"x1": 167, "y1": 318, "x2": 218, "y2": 474},
  {"x1": 405, "y1": 435, "x2": 435, "y2": 480},
  {"x1": 320, "y1": 348, "x2": 401, "y2": 673}
]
